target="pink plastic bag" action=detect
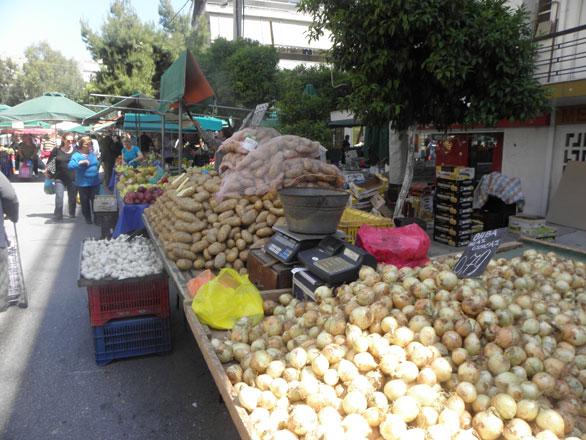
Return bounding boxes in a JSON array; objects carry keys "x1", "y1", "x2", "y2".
[{"x1": 356, "y1": 223, "x2": 430, "y2": 268}]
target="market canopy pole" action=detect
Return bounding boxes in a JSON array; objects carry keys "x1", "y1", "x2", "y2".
[
  {"x1": 178, "y1": 101, "x2": 183, "y2": 170},
  {"x1": 159, "y1": 49, "x2": 215, "y2": 174}
]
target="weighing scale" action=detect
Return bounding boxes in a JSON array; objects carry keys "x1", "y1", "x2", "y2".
[
  {"x1": 298, "y1": 235, "x2": 377, "y2": 286},
  {"x1": 264, "y1": 225, "x2": 343, "y2": 264},
  {"x1": 292, "y1": 269, "x2": 326, "y2": 301}
]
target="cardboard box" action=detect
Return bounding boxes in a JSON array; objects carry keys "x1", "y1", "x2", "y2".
[
  {"x1": 435, "y1": 166, "x2": 475, "y2": 181},
  {"x1": 247, "y1": 249, "x2": 292, "y2": 290},
  {"x1": 435, "y1": 193, "x2": 474, "y2": 205},
  {"x1": 508, "y1": 214, "x2": 546, "y2": 232},
  {"x1": 434, "y1": 231, "x2": 471, "y2": 247}
]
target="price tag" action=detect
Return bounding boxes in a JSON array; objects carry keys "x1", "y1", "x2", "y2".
[
  {"x1": 250, "y1": 102, "x2": 269, "y2": 127},
  {"x1": 242, "y1": 137, "x2": 258, "y2": 151},
  {"x1": 453, "y1": 229, "x2": 502, "y2": 278},
  {"x1": 93, "y1": 195, "x2": 117, "y2": 213}
]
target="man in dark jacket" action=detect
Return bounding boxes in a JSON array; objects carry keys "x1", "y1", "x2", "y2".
[
  {"x1": 99, "y1": 134, "x2": 115, "y2": 189},
  {"x1": 0, "y1": 172, "x2": 19, "y2": 311}
]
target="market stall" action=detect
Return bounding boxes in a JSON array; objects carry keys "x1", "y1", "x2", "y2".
[
  {"x1": 111, "y1": 164, "x2": 166, "y2": 237},
  {"x1": 129, "y1": 122, "x2": 586, "y2": 440}
]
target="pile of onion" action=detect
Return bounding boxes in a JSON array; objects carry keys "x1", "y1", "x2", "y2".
[{"x1": 210, "y1": 250, "x2": 585, "y2": 440}]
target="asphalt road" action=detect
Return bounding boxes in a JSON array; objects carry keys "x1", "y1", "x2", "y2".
[{"x1": 0, "y1": 178, "x2": 239, "y2": 440}]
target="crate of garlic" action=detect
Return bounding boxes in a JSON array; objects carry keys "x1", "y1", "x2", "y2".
[{"x1": 207, "y1": 250, "x2": 585, "y2": 440}]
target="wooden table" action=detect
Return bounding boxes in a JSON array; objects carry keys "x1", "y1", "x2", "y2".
[
  {"x1": 143, "y1": 214, "x2": 200, "y2": 305},
  {"x1": 143, "y1": 213, "x2": 290, "y2": 438}
]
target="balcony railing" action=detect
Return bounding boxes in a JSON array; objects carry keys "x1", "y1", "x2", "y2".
[{"x1": 534, "y1": 24, "x2": 586, "y2": 84}]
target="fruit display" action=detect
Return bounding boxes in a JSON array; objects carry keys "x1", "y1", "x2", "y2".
[
  {"x1": 123, "y1": 186, "x2": 165, "y2": 205},
  {"x1": 209, "y1": 250, "x2": 586, "y2": 440},
  {"x1": 116, "y1": 165, "x2": 165, "y2": 196},
  {"x1": 144, "y1": 168, "x2": 286, "y2": 273}
]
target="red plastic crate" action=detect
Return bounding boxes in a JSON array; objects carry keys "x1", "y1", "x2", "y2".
[{"x1": 87, "y1": 274, "x2": 170, "y2": 326}]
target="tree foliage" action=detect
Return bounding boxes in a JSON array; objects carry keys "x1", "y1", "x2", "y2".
[
  {"x1": 0, "y1": 57, "x2": 19, "y2": 105},
  {"x1": 199, "y1": 38, "x2": 279, "y2": 108},
  {"x1": 82, "y1": 0, "x2": 157, "y2": 97},
  {"x1": 81, "y1": 0, "x2": 209, "y2": 99},
  {"x1": 299, "y1": 0, "x2": 549, "y2": 131},
  {"x1": 0, "y1": 43, "x2": 84, "y2": 105},
  {"x1": 276, "y1": 66, "x2": 350, "y2": 147}
]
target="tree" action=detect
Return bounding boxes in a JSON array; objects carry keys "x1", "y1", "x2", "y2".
[
  {"x1": 300, "y1": 0, "x2": 548, "y2": 216},
  {"x1": 0, "y1": 57, "x2": 19, "y2": 105},
  {"x1": 82, "y1": 0, "x2": 157, "y2": 97},
  {"x1": 153, "y1": 0, "x2": 210, "y2": 92},
  {"x1": 276, "y1": 65, "x2": 350, "y2": 148},
  {"x1": 199, "y1": 38, "x2": 279, "y2": 109},
  {"x1": 0, "y1": 43, "x2": 85, "y2": 105},
  {"x1": 19, "y1": 42, "x2": 85, "y2": 101},
  {"x1": 82, "y1": 0, "x2": 210, "y2": 100}
]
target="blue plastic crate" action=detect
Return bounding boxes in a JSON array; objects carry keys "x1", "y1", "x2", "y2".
[{"x1": 93, "y1": 316, "x2": 172, "y2": 366}]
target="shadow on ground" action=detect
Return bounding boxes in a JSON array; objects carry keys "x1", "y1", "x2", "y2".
[{"x1": 0, "y1": 181, "x2": 238, "y2": 440}]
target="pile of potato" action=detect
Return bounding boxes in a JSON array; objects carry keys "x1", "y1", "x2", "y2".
[
  {"x1": 219, "y1": 135, "x2": 345, "y2": 198},
  {"x1": 144, "y1": 168, "x2": 286, "y2": 273},
  {"x1": 219, "y1": 127, "x2": 281, "y2": 175}
]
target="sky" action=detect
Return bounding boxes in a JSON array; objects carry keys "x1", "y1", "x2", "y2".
[{"x1": 0, "y1": 0, "x2": 188, "y2": 68}]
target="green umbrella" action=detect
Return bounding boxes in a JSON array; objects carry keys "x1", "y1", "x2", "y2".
[
  {"x1": 1, "y1": 92, "x2": 95, "y2": 122},
  {"x1": 0, "y1": 119, "x2": 52, "y2": 128},
  {"x1": 69, "y1": 124, "x2": 91, "y2": 134},
  {"x1": 0, "y1": 104, "x2": 10, "y2": 112}
]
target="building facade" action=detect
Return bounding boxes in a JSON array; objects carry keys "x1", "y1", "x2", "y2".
[
  {"x1": 203, "y1": 0, "x2": 330, "y2": 68},
  {"x1": 412, "y1": 0, "x2": 586, "y2": 216}
]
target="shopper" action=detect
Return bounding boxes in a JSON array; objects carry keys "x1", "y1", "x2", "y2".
[
  {"x1": 68, "y1": 136, "x2": 100, "y2": 224},
  {"x1": 48, "y1": 134, "x2": 77, "y2": 220},
  {"x1": 0, "y1": 172, "x2": 19, "y2": 312},
  {"x1": 90, "y1": 134, "x2": 101, "y2": 160},
  {"x1": 16, "y1": 134, "x2": 40, "y2": 175},
  {"x1": 121, "y1": 134, "x2": 144, "y2": 166},
  {"x1": 99, "y1": 133, "x2": 115, "y2": 189},
  {"x1": 111, "y1": 135, "x2": 123, "y2": 161},
  {"x1": 139, "y1": 132, "x2": 153, "y2": 153}
]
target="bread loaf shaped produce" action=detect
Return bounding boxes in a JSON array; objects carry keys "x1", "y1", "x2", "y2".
[{"x1": 144, "y1": 168, "x2": 286, "y2": 274}]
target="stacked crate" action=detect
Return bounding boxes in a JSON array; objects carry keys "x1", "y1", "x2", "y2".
[
  {"x1": 433, "y1": 173, "x2": 475, "y2": 247},
  {"x1": 86, "y1": 274, "x2": 172, "y2": 366}
]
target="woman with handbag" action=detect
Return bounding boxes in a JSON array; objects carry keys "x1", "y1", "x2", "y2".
[
  {"x1": 68, "y1": 136, "x2": 100, "y2": 224},
  {"x1": 47, "y1": 134, "x2": 77, "y2": 220}
]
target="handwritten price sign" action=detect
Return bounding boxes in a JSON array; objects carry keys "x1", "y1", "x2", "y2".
[{"x1": 454, "y1": 229, "x2": 502, "y2": 278}]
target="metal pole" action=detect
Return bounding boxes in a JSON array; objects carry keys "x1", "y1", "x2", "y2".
[
  {"x1": 161, "y1": 114, "x2": 166, "y2": 164},
  {"x1": 233, "y1": 0, "x2": 243, "y2": 39},
  {"x1": 135, "y1": 113, "x2": 139, "y2": 144},
  {"x1": 178, "y1": 102, "x2": 183, "y2": 171}
]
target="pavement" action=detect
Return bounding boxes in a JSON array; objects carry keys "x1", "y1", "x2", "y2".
[{"x1": 0, "y1": 178, "x2": 239, "y2": 440}]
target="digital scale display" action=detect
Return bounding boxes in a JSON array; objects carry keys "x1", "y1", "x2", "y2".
[{"x1": 314, "y1": 256, "x2": 355, "y2": 274}]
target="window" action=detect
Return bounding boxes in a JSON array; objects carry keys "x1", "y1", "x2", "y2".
[{"x1": 537, "y1": 0, "x2": 552, "y2": 23}]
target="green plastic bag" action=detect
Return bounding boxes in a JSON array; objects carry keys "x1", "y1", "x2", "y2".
[{"x1": 192, "y1": 268, "x2": 264, "y2": 330}]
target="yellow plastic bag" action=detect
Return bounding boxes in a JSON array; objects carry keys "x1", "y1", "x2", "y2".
[{"x1": 192, "y1": 268, "x2": 264, "y2": 330}]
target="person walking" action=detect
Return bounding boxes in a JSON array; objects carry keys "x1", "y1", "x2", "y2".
[
  {"x1": 99, "y1": 133, "x2": 115, "y2": 190},
  {"x1": 47, "y1": 134, "x2": 77, "y2": 220},
  {"x1": 16, "y1": 134, "x2": 40, "y2": 175},
  {"x1": 68, "y1": 136, "x2": 100, "y2": 224},
  {"x1": 0, "y1": 172, "x2": 19, "y2": 312}
]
